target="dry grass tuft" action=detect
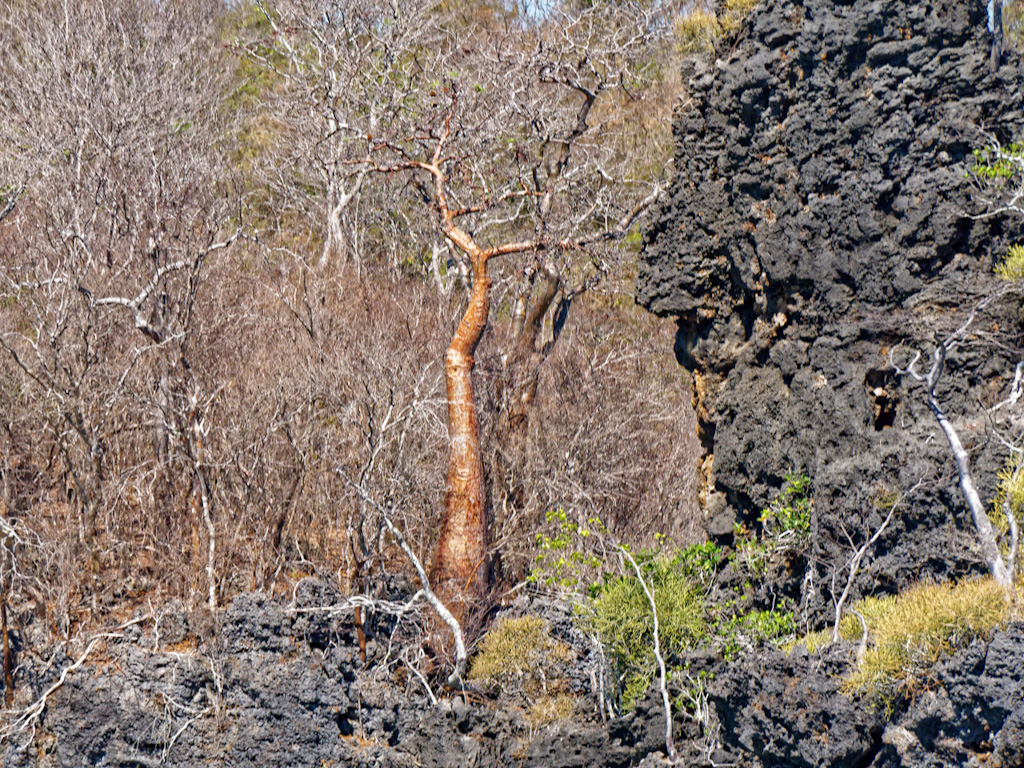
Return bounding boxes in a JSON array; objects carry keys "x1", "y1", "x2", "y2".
[
  {"x1": 528, "y1": 693, "x2": 577, "y2": 725},
  {"x1": 792, "y1": 578, "x2": 1011, "y2": 712},
  {"x1": 468, "y1": 616, "x2": 572, "y2": 686},
  {"x1": 674, "y1": 0, "x2": 760, "y2": 54},
  {"x1": 675, "y1": 10, "x2": 722, "y2": 54}
]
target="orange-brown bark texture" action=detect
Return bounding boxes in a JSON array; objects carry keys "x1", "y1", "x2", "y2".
[{"x1": 431, "y1": 249, "x2": 491, "y2": 603}]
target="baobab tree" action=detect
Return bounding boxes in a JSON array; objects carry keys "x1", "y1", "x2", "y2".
[{"x1": 243, "y1": 0, "x2": 675, "y2": 607}]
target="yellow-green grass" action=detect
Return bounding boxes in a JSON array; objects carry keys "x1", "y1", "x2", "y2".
[
  {"x1": 790, "y1": 578, "x2": 1010, "y2": 711},
  {"x1": 468, "y1": 616, "x2": 572, "y2": 684}
]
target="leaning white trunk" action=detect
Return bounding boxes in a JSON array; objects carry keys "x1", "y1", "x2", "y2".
[{"x1": 930, "y1": 395, "x2": 1013, "y2": 588}]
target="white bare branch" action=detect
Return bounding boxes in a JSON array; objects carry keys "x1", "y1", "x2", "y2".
[
  {"x1": 892, "y1": 292, "x2": 1017, "y2": 588},
  {"x1": 343, "y1": 474, "x2": 468, "y2": 687},
  {"x1": 3, "y1": 614, "x2": 150, "y2": 739},
  {"x1": 618, "y1": 545, "x2": 677, "y2": 763},
  {"x1": 832, "y1": 480, "x2": 923, "y2": 643}
]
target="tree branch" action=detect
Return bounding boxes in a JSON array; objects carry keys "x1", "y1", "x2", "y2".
[
  {"x1": 618, "y1": 546, "x2": 677, "y2": 763},
  {"x1": 343, "y1": 474, "x2": 468, "y2": 687}
]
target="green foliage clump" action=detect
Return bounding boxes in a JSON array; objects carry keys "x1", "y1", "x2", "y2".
[
  {"x1": 715, "y1": 605, "x2": 797, "y2": 660},
  {"x1": 792, "y1": 578, "x2": 1009, "y2": 714},
  {"x1": 587, "y1": 550, "x2": 708, "y2": 710},
  {"x1": 996, "y1": 243, "x2": 1024, "y2": 281},
  {"x1": 528, "y1": 508, "x2": 606, "y2": 591},
  {"x1": 760, "y1": 471, "x2": 812, "y2": 540},
  {"x1": 740, "y1": 608, "x2": 797, "y2": 642},
  {"x1": 968, "y1": 141, "x2": 1024, "y2": 283},
  {"x1": 733, "y1": 471, "x2": 812, "y2": 575},
  {"x1": 970, "y1": 144, "x2": 1023, "y2": 180},
  {"x1": 673, "y1": 540, "x2": 723, "y2": 588}
]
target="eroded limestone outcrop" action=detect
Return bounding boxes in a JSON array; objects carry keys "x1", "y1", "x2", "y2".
[{"x1": 639, "y1": 0, "x2": 1024, "y2": 612}]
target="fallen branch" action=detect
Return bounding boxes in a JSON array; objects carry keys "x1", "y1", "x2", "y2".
[{"x1": 3, "y1": 614, "x2": 149, "y2": 739}]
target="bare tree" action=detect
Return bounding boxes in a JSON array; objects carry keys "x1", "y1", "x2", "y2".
[
  {"x1": 0, "y1": 0, "x2": 698, "y2": 643},
  {"x1": 0, "y1": 0, "x2": 238, "y2": 596},
  {"x1": 372, "y1": 2, "x2": 672, "y2": 602},
  {"x1": 234, "y1": 0, "x2": 438, "y2": 274},
  {"x1": 239, "y1": 0, "x2": 678, "y2": 609},
  {"x1": 892, "y1": 293, "x2": 1019, "y2": 589}
]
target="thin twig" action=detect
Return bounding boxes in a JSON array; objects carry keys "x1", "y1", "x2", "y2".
[{"x1": 832, "y1": 480, "x2": 923, "y2": 643}]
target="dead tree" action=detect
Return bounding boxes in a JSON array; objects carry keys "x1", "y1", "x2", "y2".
[{"x1": 892, "y1": 292, "x2": 1019, "y2": 589}]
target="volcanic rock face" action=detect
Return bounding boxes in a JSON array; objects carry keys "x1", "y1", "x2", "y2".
[
  {"x1": 710, "y1": 623, "x2": 1024, "y2": 768},
  {"x1": 639, "y1": 0, "x2": 1024, "y2": 609}
]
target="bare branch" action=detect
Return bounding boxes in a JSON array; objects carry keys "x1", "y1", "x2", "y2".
[
  {"x1": 3, "y1": 614, "x2": 150, "y2": 739},
  {"x1": 893, "y1": 295, "x2": 1017, "y2": 588},
  {"x1": 832, "y1": 480, "x2": 923, "y2": 643},
  {"x1": 343, "y1": 474, "x2": 468, "y2": 687},
  {"x1": 618, "y1": 546, "x2": 677, "y2": 763}
]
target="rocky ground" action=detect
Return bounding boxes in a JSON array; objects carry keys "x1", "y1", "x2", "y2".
[
  {"x1": 2, "y1": 584, "x2": 682, "y2": 768},
  {"x1": 3, "y1": 582, "x2": 1022, "y2": 767},
  {"x1": 5, "y1": 0, "x2": 1024, "y2": 765}
]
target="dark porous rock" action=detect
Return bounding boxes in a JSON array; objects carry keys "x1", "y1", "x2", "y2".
[
  {"x1": 638, "y1": 0, "x2": 1024, "y2": 623},
  {"x1": 710, "y1": 642, "x2": 883, "y2": 768},
  {"x1": 871, "y1": 622, "x2": 1024, "y2": 768},
  {"x1": 2, "y1": 586, "x2": 677, "y2": 768}
]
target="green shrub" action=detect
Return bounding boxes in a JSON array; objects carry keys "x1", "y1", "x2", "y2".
[
  {"x1": 713, "y1": 605, "x2": 797, "y2": 660},
  {"x1": 969, "y1": 144, "x2": 1022, "y2": 180},
  {"x1": 673, "y1": 540, "x2": 723, "y2": 588},
  {"x1": 586, "y1": 552, "x2": 708, "y2": 710},
  {"x1": 731, "y1": 472, "x2": 812, "y2": 576},
  {"x1": 759, "y1": 471, "x2": 812, "y2": 541},
  {"x1": 741, "y1": 608, "x2": 797, "y2": 643}
]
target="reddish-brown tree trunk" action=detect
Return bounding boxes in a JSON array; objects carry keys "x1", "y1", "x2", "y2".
[{"x1": 432, "y1": 246, "x2": 491, "y2": 601}]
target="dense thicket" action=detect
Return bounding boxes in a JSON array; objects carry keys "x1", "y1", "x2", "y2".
[{"x1": 0, "y1": 0, "x2": 701, "y2": 634}]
